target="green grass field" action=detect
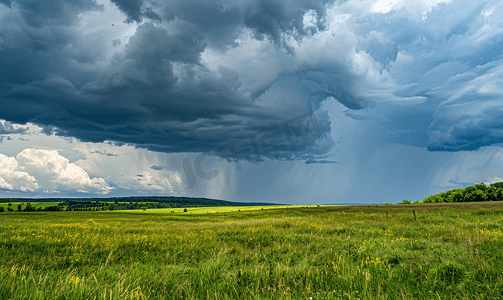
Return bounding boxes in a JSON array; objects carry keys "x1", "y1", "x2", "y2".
[
  {"x1": 0, "y1": 202, "x2": 502, "y2": 299},
  {"x1": 118, "y1": 205, "x2": 318, "y2": 214}
]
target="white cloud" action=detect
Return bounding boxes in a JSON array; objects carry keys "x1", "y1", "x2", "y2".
[
  {"x1": 484, "y1": 176, "x2": 503, "y2": 186},
  {"x1": 373, "y1": 0, "x2": 400, "y2": 14},
  {"x1": 0, "y1": 153, "x2": 38, "y2": 192},
  {"x1": 16, "y1": 148, "x2": 114, "y2": 195},
  {"x1": 373, "y1": 0, "x2": 453, "y2": 15}
]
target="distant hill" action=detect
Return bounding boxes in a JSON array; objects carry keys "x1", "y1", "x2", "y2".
[
  {"x1": 0, "y1": 196, "x2": 280, "y2": 208},
  {"x1": 103, "y1": 196, "x2": 278, "y2": 207}
]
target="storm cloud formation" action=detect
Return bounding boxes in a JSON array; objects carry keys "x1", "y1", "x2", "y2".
[
  {"x1": 0, "y1": 120, "x2": 26, "y2": 135},
  {"x1": 1, "y1": 0, "x2": 503, "y2": 166}
]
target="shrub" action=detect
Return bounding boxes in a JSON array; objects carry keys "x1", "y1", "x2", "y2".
[
  {"x1": 24, "y1": 203, "x2": 35, "y2": 212},
  {"x1": 412, "y1": 200, "x2": 421, "y2": 204},
  {"x1": 0, "y1": 207, "x2": 4, "y2": 212},
  {"x1": 183, "y1": 208, "x2": 188, "y2": 212}
]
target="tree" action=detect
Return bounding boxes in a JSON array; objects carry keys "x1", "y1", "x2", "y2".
[
  {"x1": 490, "y1": 182, "x2": 503, "y2": 188},
  {"x1": 0, "y1": 207, "x2": 4, "y2": 212},
  {"x1": 474, "y1": 183, "x2": 487, "y2": 192},
  {"x1": 423, "y1": 194, "x2": 444, "y2": 203},
  {"x1": 451, "y1": 189, "x2": 464, "y2": 203},
  {"x1": 24, "y1": 203, "x2": 35, "y2": 212},
  {"x1": 486, "y1": 186, "x2": 497, "y2": 201},
  {"x1": 493, "y1": 188, "x2": 503, "y2": 201},
  {"x1": 465, "y1": 189, "x2": 487, "y2": 202},
  {"x1": 444, "y1": 189, "x2": 463, "y2": 203},
  {"x1": 183, "y1": 208, "x2": 188, "y2": 212},
  {"x1": 17, "y1": 204, "x2": 22, "y2": 212}
]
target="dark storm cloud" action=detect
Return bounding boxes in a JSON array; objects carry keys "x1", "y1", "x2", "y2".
[
  {"x1": 111, "y1": 0, "x2": 334, "y2": 49},
  {"x1": 345, "y1": 0, "x2": 503, "y2": 153},
  {"x1": 427, "y1": 100, "x2": 503, "y2": 152},
  {"x1": 0, "y1": 136, "x2": 13, "y2": 143},
  {"x1": 109, "y1": 0, "x2": 161, "y2": 23},
  {"x1": 7, "y1": 0, "x2": 104, "y2": 27},
  {"x1": 0, "y1": 0, "x2": 339, "y2": 162},
  {"x1": 1, "y1": 0, "x2": 503, "y2": 162},
  {"x1": 0, "y1": 121, "x2": 26, "y2": 135},
  {"x1": 110, "y1": 0, "x2": 143, "y2": 23},
  {"x1": 240, "y1": 0, "x2": 331, "y2": 46},
  {"x1": 0, "y1": 0, "x2": 11, "y2": 8},
  {"x1": 423, "y1": 57, "x2": 503, "y2": 152},
  {"x1": 305, "y1": 158, "x2": 339, "y2": 164},
  {"x1": 143, "y1": 7, "x2": 161, "y2": 22}
]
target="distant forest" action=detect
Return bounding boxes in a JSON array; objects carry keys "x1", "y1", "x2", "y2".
[
  {"x1": 422, "y1": 182, "x2": 503, "y2": 203},
  {"x1": 0, "y1": 196, "x2": 278, "y2": 211}
]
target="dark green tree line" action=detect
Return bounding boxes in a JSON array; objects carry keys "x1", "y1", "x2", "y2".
[{"x1": 423, "y1": 182, "x2": 503, "y2": 203}]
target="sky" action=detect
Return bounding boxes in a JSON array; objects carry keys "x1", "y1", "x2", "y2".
[{"x1": 1, "y1": 0, "x2": 503, "y2": 204}]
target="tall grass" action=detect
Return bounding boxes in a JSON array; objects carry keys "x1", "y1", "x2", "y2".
[{"x1": 0, "y1": 204, "x2": 502, "y2": 299}]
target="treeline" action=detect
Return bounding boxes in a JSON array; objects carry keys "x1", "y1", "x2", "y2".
[
  {"x1": 0, "y1": 203, "x2": 63, "y2": 212},
  {"x1": 423, "y1": 182, "x2": 503, "y2": 203},
  {"x1": 0, "y1": 197, "x2": 279, "y2": 212},
  {"x1": 0, "y1": 198, "x2": 60, "y2": 203},
  {"x1": 0, "y1": 196, "x2": 277, "y2": 208},
  {"x1": 63, "y1": 197, "x2": 279, "y2": 211},
  {"x1": 108, "y1": 202, "x2": 176, "y2": 211},
  {"x1": 64, "y1": 200, "x2": 105, "y2": 211},
  {"x1": 102, "y1": 196, "x2": 275, "y2": 207}
]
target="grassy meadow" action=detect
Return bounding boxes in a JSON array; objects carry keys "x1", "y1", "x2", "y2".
[
  {"x1": 119, "y1": 205, "x2": 318, "y2": 214},
  {"x1": 0, "y1": 203, "x2": 502, "y2": 299}
]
